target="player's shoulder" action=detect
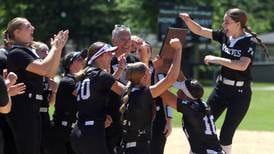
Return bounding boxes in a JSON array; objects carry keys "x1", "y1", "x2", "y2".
[
  {"x1": 60, "y1": 75, "x2": 75, "y2": 85},
  {"x1": 238, "y1": 33, "x2": 254, "y2": 44}
]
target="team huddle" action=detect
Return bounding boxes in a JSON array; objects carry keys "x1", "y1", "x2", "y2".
[{"x1": 0, "y1": 8, "x2": 268, "y2": 154}]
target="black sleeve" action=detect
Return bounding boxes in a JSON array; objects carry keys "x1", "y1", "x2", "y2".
[
  {"x1": 100, "y1": 71, "x2": 116, "y2": 90},
  {"x1": 212, "y1": 29, "x2": 225, "y2": 44},
  {"x1": 8, "y1": 49, "x2": 34, "y2": 70},
  {"x1": 58, "y1": 78, "x2": 75, "y2": 95},
  {"x1": 0, "y1": 76, "x2": 9, "y2": 107}
]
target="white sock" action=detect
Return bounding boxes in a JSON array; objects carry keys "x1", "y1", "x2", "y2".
[{"x1": 221, "y1": 144, "x2": 232, "y2": 154}]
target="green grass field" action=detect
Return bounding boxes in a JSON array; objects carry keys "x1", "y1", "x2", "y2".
[
  {"x1": 49, "y1": 82, "x2": 274, "y2": 131},
  {"x1": 171, "y1": 82, "x2": 274, "y2": 131}
]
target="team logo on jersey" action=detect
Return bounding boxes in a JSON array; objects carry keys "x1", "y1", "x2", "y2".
[
  {"x1": 247, "y1": 47, "x2": 254, "y2": 55},
  {"x1": 222, "y1": 44, "x2": 241, "y2": 57},
  {"x1": 180, "y1": 100, "x2": 188, "y2": 104}
]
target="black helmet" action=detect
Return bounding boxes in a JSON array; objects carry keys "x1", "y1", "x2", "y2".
[{"x1": 62, "y1": 49, "x2": 87, "y2": 72}]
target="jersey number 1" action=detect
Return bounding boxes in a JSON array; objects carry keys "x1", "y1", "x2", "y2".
[
  {"x1": 76, "y1": 78, "x2": 91, "y2": 101},
  {"x1": 203, "y1": 115, "x2": 216, "y2": 135}
]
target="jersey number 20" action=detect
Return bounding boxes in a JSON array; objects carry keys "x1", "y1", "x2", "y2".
[{"x1": 76, "y1": 78, "x2": 91, "y2": 101}]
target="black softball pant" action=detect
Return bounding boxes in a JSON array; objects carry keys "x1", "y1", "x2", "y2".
[
  {"x1": 150, "y1": 116, "x2": 166, "y2": 154},
  {"x1": 70, "y1": 123, "x2": 108, "y2": 154},
  {"x1": 0, "y1": 115, "x2": 18, "y2": 154},
  {"x1": 8, "y1": 97, "x2": 42, "y2": 154},
  {"x1": 106, "y1": 123, "x2": 122, "y2": 154},
  {"x1": 207, "y1": 83, "x2": 252, "y2": 145},
  {"x1": 44, "y1": 125, "x2": 75, "y2": 154},
  {"x1": 40, "y1": 112, "x2": 51, "y2": 154}
]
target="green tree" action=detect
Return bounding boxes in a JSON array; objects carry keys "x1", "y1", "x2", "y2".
[
  {"x1": 1, "y1": 0, "x2": 273, "y2": 48},
  {"x1": 0, "y1": 0, "x2": 121, "y2": 48}
]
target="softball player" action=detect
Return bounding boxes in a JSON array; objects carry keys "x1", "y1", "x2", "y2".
[
  {"x1": 0, "y1": 47, "x2": 25, "y2": 154},
  {"x1": 161, "y1": 77, "x2": 224, "y2": 154},
  {"x1": 180, "y1": 8, "x2": 268, "y2": 154},
  {"x1": 32, "y1": 41, "x2": 58, "y2": 154},
  {"x1": 4, "y1": 17, "x2": 68, "y2": 154},
  {"x1": 47, "y1": 51, "x2": 85, "y2": 154},
  {"x1": 118, "y1": 38, "x2": 182, "y2": 154},
  {"x1": 150, "y1": 74, "x2": 173, "y2": 154},
  {"x1": 70, "y1": 42, "x2": 125, "y2": 154}
]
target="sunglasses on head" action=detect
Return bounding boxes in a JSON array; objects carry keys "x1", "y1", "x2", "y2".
[{"x1": 114, "y1": 24, "x2": 128, "y2": 28}]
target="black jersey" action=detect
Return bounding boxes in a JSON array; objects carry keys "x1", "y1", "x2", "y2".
[
  {"x1": 152, "y1": 70, "x2": 166, "y2": 129},
  {"x1": 107, "y1": 53, "x2": 140, "y2": 122},
  {"x1": 121, "y1": 87, "x2": 153, "y2": 142},
  {"x1": 0, "y1": 76, "x2": 8, "y2": 107},
  {"x1": 8, "y1": 45, "x2": 44, "y2": 94},
  {"x1": 212, "y1": 30, "x2": 256, "y2": 81},
  {"x1": 0, "y1": 48, "x2": 8, "y2": 76},
  {"x1": 41, "y1": 77, "x2": 51, "y2": 109},
  {"x1": 177, "y1": 99, "x2": 223, "y2": 154},
  {"x1": 76, "y1": 67, "x2": 116, "y2": 122},
  {"x1": 53, "y1": 74, "x2": 77, "y2": 123}
]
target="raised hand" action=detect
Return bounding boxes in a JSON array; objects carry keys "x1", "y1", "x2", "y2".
[
  {"x1": 179, "y1": 13, "x2": 191, "y2": 22},
  {"x1": 169, "y1": 38, "x2": 182, "y2": 50},
  {"x1": 130, "y1": 35, "x2": 144, "y2": 51},
  {"x1": 50, "y1": 30, "x2": 69, "y2": 51},
  {"x1": 118, "y1": 53, "x2": 126, "y2": 70}
]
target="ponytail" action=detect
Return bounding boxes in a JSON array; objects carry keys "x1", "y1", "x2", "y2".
[
  {"x1": 2, "y1": 30, "x2": 14, "y2": 47},
  {"x1": 119, "y1": 81, "x2": 134, "y2": 115},
  {"x1": 244, "y1": 26, "x2": 269, "y2": 58}
]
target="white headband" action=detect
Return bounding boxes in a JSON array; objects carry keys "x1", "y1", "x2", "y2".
[{"x1": 87, "y1": 44, "x2": 114, "y2": 65}]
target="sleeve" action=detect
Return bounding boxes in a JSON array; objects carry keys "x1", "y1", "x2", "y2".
[
  {"x1": 0, "y1": 76, "x2": 9, "y2": 107},
  {"x1": 55, "y1": 78, "x2": 75, "y2": 106},
  {"x1": 100, "y1": 71, "x2": 116, "y2": 90},
  {"x1": 176, "y1": 99, "x2": 194, "y2": 116},
  {"x1": 8, "y1": 49, "x2": 34, "y2": 70},
  {"x1": 59, "y1": 78, "x2": 75, "y2": 94},
  {"x1": 212, "y1": 29, "x2": 225, "y2": 44},
  {"x1": 241, "y1": 39, "x2": 256, "y2": 59}
]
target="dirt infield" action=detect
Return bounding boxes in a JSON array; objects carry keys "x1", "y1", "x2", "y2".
[{"x1": 164, "y1": 128, "x2": 274, "y2": 154}]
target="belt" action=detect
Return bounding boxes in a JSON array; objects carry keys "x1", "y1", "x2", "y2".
[
  {"x1": 156, "y1": 106, "x2": 160, "y2": 111},
  {"x1": 217, "y1": 75, "x2": 245, "y2": 87},
  {"x1": 77, "y1": 120, "x2": 95, "y2": 126},
  {"x1": 27, "y1": 93, "x2": 43, "y2": 101},
  {"x1": 84, "y1": 120, "x2": 94, "y2": 126},
  {"x1": 126, "y1": 142, "x2": 137, "y2": 148},
  {"x1": 39, "y1": 107, "x2": 48, "y2": 113},
  {"x1": 54, "y1": 120, "x2": 75, "y2": 128}
]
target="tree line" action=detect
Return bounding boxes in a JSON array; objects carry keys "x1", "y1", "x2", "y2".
[{"x1": 1, "y1": 0, "x2": 273, "y2": 48}]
